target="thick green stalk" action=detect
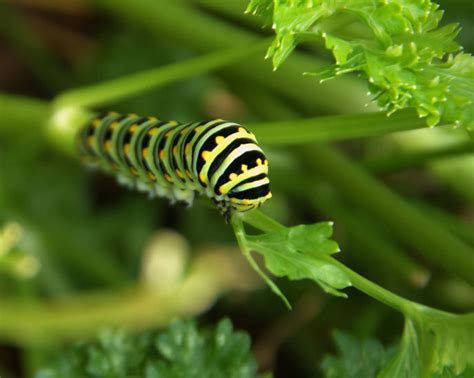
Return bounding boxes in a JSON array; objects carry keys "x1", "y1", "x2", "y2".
[
  {"x1": 302, "y1": 145, "x2": 474, "y2": 285},
  {"x1": 0, "y1": 92, "x2": 428, "y2": 153},
  {"x1": 247, "y1": 109, "x2": 427, "y2": 144},
  {"x1": 0, "y1": 93, "x2": 50, "y2": 136},
  {"x1": 93, "y1": 0, "x2": 374, "y2": 115}
]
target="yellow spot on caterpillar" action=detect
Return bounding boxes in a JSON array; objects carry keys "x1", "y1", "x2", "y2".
[
  {"x1": 127, "y1": 113, "x2": 137, "y2": 117},
  {"x1": 202, "y1": 151, "x2": 211, "y2": 161},
  {"x1": 165, "y1": 130, "x2": 173, "y2": 137},
  {"x1": 199, "y1": 172, "x2": 206, "y2": 184},
  {"x1": 238, "y1": 127, "x2": 247, "y2": 133},
  {"x1": 241, "y1": 164, "x2": 248, "y2": 172},
  {"x1": 164, "y1": 174, "x2": 173, "y2": 182},
  {"x1": 229, "y1": 173, "x2": 238, "y2": 180},
  {"x1": 176, "y1": 169, "x2": 184, "y2": 179},
  {"x1": 219, "y1": 185, "x2": 228, "y2": 194},
  {"x1": 173, "y1": 145, "x2": 178, "y2": 155},
  {"x1": 256, "y1": 158, "x2": 262, "y2": 165},
  {"x1": 148, "y1": 128, "x2": 158, "y2": 136},
  {"x1": 147, "y1": 171, "x2": 156, "y2": 180},
  {"x1": 110, "y1": 121, "x2": 119, "y2": 130},
  {"x1": 105, "y1": 140, "x2": 112, "y2": 152},
  {"x1": 87, "y1": 136, "x2": 95, "y2": 146},
  {"x1": 142, "y1": 148, "x2": 148, "y2": 159},
  {"x1": 241, "y1": 199, "x2": 252, "y2": 205},
  {"x1": 92, "y1": 119, "x2": 101, "y2": 128},
  {"x1": 215, "y1": 136, "x2": 224, "y2": 144},
  {"x1": 186, "y1": 170, "x2": 193, "y2": 179},
  {"x1": 230, "y1": 198, "x2": 238, "y2": 203},
  {"x1": 124, "y1": 144, "x2": 130, "y2": 155},
  {"x1": 169, "y1": 120, "x2": 179, "y2": 126},
  {"x1": 148, "y1": 116, "x2": 158, "y2": 121},
  {"x1": 129, "y1": 124, "x2": 139, "y2": 133},
  {"x1": 266, "y1": 192, "x2": 272, "y2": 199},
  {"x1": 159, "y1": 149, "x2": 165, "y2": 160},
  {"x1": 264, "y1": 159, "x2": 268, "y2": 166},
  {"x1": 185, "y1": 143, "x2": 191, "y2": 155}
]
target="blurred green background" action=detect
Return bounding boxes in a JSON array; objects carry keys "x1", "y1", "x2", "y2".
[{"x1": 0, "y1": 0, "x2": 473, "y2": 377}]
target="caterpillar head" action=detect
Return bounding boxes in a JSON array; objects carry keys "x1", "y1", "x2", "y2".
[
  {"x1": 221, "y1": 157, "x2": 272, "y2": 218},
  {"x1": 217, "y1": 183, "x2": 272, "y2": 221}
]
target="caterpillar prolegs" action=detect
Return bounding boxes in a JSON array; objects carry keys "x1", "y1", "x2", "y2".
[{"x1": 77, "y1": 112, "x2": 272, "y2": 217}]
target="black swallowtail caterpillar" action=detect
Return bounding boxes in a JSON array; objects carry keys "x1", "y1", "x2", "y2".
[{"x1": 77, "y1": 112, "x2": 272, "y2": 217}]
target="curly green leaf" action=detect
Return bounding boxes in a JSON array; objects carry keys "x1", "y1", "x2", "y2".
[{"x1": 247, "y1": 0, "x2": 474, "y2": 129}]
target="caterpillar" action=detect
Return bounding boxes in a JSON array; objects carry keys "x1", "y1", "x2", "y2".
[{"x1": 77, "y1": 112, "x2": 272, "y2": 217}]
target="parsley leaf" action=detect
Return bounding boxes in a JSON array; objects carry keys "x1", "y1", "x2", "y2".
[
  {"x1": 241, "y1": 221, "x2": 351, "y2": 299},
  {"x1": 380, "y1": 313, "x2": 474, "y2": 377},
  {"x1": 321, "y1": 330, "x2": 392, "y2": 378},
  {"x1": 247, "y1": 0, "x2": 474, "y2": 129},
  {"x1": 35, "y1": 319, "x2": 259, "y2": 378}
]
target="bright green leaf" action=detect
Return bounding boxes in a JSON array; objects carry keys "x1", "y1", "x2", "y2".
[
  {"x1": 242, "y1": 221, "x2": 351, "y2": 298},
  {"x1": 247, "y1": 0, "x2": 474, "y2": 129}
]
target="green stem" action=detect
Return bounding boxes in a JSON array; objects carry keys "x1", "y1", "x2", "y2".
[
  {"x1": 0, "y1": 93, "x2": 51, "y2": 136},
  {"x1": 247, "y1": 109, "x2": 427, "y2": 145},
  {"x1": 241, "y1": 209, "x2": 286, "y2": 233},
  {"x1": 230, "y1": 213, "x2": 290, "y2": 308},
  {"x1": 329, "y1": 258, "x2": 452, "y2": 318},
  {"x1": 0, "y1": 92, "x2": 428, "y2": 153},
  {"x1": 54, "y1": 42, "x2": 269, "y2": 109},
  {"x1": 230, "y1": 75, "x2": 428, "y2": 143},
  {"x1": 302, "y1": 144, "x2": 474, "y2": 285}
]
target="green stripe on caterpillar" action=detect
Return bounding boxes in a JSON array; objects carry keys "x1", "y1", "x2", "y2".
[{"x1": 77, "y1": 112, "x2": 272, "y2": 217}]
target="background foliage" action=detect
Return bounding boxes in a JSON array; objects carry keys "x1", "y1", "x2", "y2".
[{"x1": 0, "y1": 0, "x2": 473, "y2": 377}]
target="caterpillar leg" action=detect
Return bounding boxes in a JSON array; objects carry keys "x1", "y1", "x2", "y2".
[
  {"x1": 116, "y1": 174, "x2": 135, "y2": 189},
  {"x1": 172, "y1": 188, "x2": 195, "y2": 207},
  {"x1": 136, "y1": 180, "x2": 153, "y2": 194}
]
